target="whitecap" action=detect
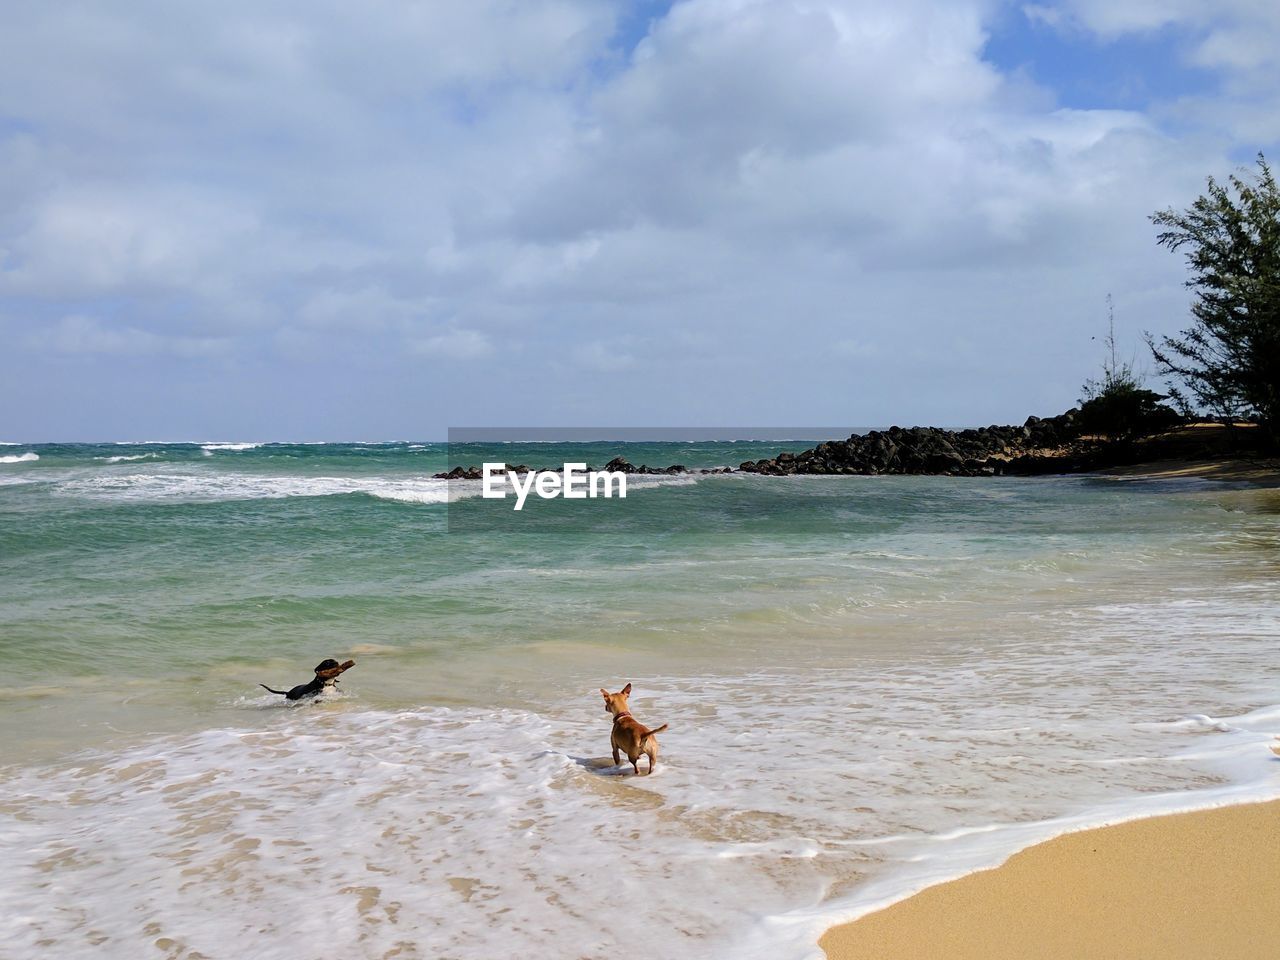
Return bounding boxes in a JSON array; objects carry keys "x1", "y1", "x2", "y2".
[
  {"x1": 54, "y1": 472, "x2": 455, "y2": 505},
  {"x1": 0, "y1": 452, "x2": 38, "y2": 464},
  {"x1": 199, "y1": 442, "x2": 263, "y2": 453},
  {"x1": 94, "y1": 453, "x2": 158, "y2": 463}
]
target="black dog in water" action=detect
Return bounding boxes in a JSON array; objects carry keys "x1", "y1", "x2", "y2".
[{"x1": 261, "y1": 658, "x2": 355, "y2": 700}]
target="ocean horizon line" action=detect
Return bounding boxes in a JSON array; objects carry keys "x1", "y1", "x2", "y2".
[{"x1": 0, "y1": 428, "x2": 1001, "y2": 446}]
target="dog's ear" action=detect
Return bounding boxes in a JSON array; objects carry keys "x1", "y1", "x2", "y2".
[
  {"x1": 621, "y1": 682, "x2": 632, "y2": 696},
  {"x1": 600, "y1": 688, "x2": 610, "y2": 699}
]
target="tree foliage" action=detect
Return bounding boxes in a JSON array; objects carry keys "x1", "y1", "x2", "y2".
[
  {"x1": 1148, "y1": 154, "x2": 1280, "y2": 445},
  {"x1": 1079, "y1": 296, "x2": 1179, "y2": 441}
]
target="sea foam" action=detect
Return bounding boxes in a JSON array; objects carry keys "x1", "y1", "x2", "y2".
[
  {"x1": 51, "y1": 466, "x2": 705, "y2": 505},
  {"x1": 2, "y1": 683, "x2": 1276, "y2": 960},
  {"x1": 55, "y1": 472, "x2": 456, "y2": 505},
  {"x1": 0, "y1": 452, "x2": 38, "y2": 463}
]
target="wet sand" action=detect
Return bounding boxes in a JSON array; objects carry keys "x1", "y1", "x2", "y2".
[{"x1": 821, "y1": 799, "x2": 1280, "y2": 960}]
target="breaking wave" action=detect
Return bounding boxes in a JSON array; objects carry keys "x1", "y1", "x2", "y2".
[
  {"x1": 200, "y1": 442, "x2": 263, "y2": 454},
  {"x1": 55, "y1": 472, "x2": 454, "y2": 504}
]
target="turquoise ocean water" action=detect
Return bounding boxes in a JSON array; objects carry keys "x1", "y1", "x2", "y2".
[{"x1": 1, "y1": 440, "x2": 1279, "y2": 958}]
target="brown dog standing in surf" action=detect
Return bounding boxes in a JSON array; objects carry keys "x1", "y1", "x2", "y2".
[{"x1": 600, "y1": 683, "x2": 668, "y2": 775}]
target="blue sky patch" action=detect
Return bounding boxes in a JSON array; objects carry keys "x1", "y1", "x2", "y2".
[{"x1": 984, "y1": 9, "x2": 1216, "y2": 111}]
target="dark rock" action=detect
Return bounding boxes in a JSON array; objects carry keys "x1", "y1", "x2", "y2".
[
  {"x1": 434, "y1": 465, "x2": 483, "y2": 480},
  {"x1": 433, "y1": 410, "x2": 1105, "y2": 483}
]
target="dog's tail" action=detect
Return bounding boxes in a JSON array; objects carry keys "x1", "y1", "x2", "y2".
[
  {"x1": 259, "y1": 684, "x2": 289, "y2": 696},
  {"x1": 641, "y1": 723, "x2": 669, "y2": 740}
]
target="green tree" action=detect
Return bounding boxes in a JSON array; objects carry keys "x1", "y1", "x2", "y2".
[
  {"x1": 1148, "y1": 154, "x2": 1280, "y2": 446},
  {"x1": 1079, "y1": 296, "x2": 1178, "y2": 441}
]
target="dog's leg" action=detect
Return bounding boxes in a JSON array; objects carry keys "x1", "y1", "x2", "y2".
[
  {"x1": 645, "y1": 742, "x2": 658, "y2": 774},
  {"x1": 612, "y1": 745, "x2": 621, "y2": 766},
  {"x1": 630, "y1": 754, "x2": 640, "y2": 775}
]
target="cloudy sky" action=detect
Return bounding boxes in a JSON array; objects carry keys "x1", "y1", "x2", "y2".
[{"x1": 2, "y1": 0, "x2": 1277, "y2": 439}]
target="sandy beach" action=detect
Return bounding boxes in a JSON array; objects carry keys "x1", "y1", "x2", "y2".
[
  {"x1": 821, "y1": 799, "x2": 1280, "y2": 960},
  {"x1": 1099, "y1": 457, "x2": 1280, "y2": 486},
  {"x1": 1087, "y1": 423, "x2": 1280, "y2": 486}
]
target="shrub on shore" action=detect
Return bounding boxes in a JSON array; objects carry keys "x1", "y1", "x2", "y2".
[
  {"x1": 1076, "y1": 385, "x2": 1181, "y2": 442},
  {"x1": 1079, "y1": 297, "x2": 1180, "y2": 442}
]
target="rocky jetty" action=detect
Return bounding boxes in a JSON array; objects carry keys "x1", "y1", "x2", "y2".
[
  {"x1": 739, "y1": 410, "x2": 1089, "y2": 477},
  {"x1": 433, "y1": 459, "x2": 718, "y2": 480},
  {"x1": 433, "y1": 463, "x2": 532, "y2": 481},
  {"x1": 600, "y1": 457, "x2": 688, "y2": 475},
  {"x1": 433, "y1": 409, "x2": 1215, "y2": 481}
]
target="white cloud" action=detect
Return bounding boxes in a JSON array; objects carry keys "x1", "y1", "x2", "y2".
[
  {"x1": 572, "y1": 338, "x2": 638, "y2": 372},
  {"x1": 833, "y1": 338, "x2": 878, "y2": 358},
  {"x1": 37, "y1": 315, "x2": 230, "y2": 358},
  {"x1": 0, "y1": 0, "x2": 1275, "y2": 435},
  {"x1": 411, "y1": 326, "x2": 494, "y2": 360},
  {"x1": 1033, "y1": 0, "x2": 1198, "y2": 36},
  {"x1": 1027, "y1": 1, "x2": 1280, "y2": 97},
  {"x1": 5, "y1": 187, "x2": 260, "y2": 297}
]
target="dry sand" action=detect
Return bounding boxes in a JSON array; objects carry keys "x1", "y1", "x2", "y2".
[{"x1": 820, "y1": 799, "x2": 1280, "y2": 960}]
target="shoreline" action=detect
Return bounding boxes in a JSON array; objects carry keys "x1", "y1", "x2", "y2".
[
  {"x1": 1093, "y1": 456, "x2": 1280, "y2": 487},
  {"x1": 818, "y1": 796, "x2": 1280, "y2": 960}
]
